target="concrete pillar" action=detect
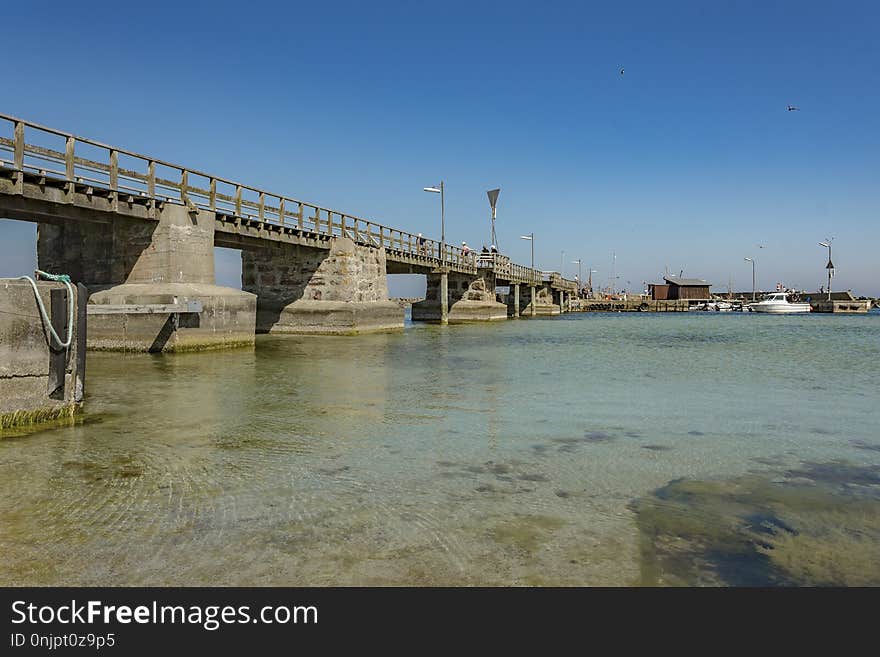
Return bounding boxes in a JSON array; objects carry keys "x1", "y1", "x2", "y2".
[
  {"x1": 412, "y1": 272, "x2": 507, "y2": 323},
  {"x1": 38, "y1": 205, "x2": 256, "y2": 352},
  {"x1": 1, "y1": 280, "x2": 86, "y2": 429},
  {"x1": 242, "y1": 237, "x2": 403, "y2": 335},
  {"x1": 440, "y1": 271, "x2": 449, "y2": 325},
  {"x1": 530, "y1": 286, "x2": 537, "y2": 316},
  {"x1": 513, "y1": 283, "x2": 520, "y2": 317}
]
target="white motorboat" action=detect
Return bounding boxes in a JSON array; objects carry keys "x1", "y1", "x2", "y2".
[{"x1": 748, "y1": 292, "x2": 812, "y2": 314}]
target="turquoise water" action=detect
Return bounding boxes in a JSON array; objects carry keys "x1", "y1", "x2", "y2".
[{"x1": 1, "y1": 311, "x2": 878, "y2": 585}]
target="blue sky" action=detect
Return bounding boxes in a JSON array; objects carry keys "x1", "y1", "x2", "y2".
[{"x1": 1, "y1": 0, "x2": 877, "y2": 295}]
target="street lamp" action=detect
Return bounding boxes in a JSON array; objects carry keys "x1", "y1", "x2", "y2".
[
  {"x1": 611, "y1": 252, "x2": 617, "y2": 295},
  {"x1": 744, "y1": 257, "x2": 756, "y2": 301},
  {"x1": 423, "y1": 182, "x2": 444, "y2": 263},
  {"x1": 571, "y1": 259, "x2": 582, "y2": 294},
  {"x1": 519, "y1": 233, "x2": 534, "y2": 271},
  {"x1": 819, "y1": 239, "x2": 834, "y2": 301},
  {"x1": 520, "y1": 233, "x2": 536, "y2": 316},
  {"x1": 587, "y1": 268, "x2": 597, "y2": 295}
]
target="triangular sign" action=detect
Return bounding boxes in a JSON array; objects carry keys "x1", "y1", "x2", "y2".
[{"x1": 487, "y1": 188, "x2": 500, "y2": 210}]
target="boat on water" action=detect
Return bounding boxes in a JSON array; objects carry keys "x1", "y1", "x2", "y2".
[
  {"x1": 689, "y1": 300, "x2": 740, "y2": 312},
  {"x1": 748, "y1": 292, "x2": 812, "y2": 314}
]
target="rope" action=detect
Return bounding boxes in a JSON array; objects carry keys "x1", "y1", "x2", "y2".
[{"x1": 14, "y1": 270, "x2": 75, "y2": 349}]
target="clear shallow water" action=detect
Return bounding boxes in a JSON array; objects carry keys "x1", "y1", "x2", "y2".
[{"x1": 1, "y1": 311, "x2": 878, "y2": 585}]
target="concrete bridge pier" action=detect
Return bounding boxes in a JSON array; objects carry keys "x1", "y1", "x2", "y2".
[
  {"x1": 541, "y1": 284, "x2": 562, "y2": 315},
  {"x1": 37, "y1": 205, "x2": 256, "y2": 352},
  {"x1": 241, "y1": 237, "x2": 403, "y2": 335},
  {"x1": 520, "y1": 284, "x2": 559, "y2": 316},
  {"x1": 439, "y1": 271, "x2": 449, "y2": 324},
  {"x1": 557, "y1": 290, "x2": 568, "y2": 313},
  {"x1": 412, "y1": 271, "x2": 507, "y2": 323},
  {"x1": 511, "y1": 283, "x2": 521, "y2": 317}
]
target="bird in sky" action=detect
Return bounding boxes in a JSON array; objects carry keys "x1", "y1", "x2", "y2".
[{"x1": 786, "y1": 105, "x2": 800, "y2": 111}]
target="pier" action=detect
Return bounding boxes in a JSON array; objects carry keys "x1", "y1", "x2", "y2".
[{"x1": 0, "y1": 113, "x2": 579, "y2": 350}]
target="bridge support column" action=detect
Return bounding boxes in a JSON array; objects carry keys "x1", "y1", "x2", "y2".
[
  {"x1": 439, "y1": 271, "x2": 449, "y2": 325},
  {"x1": 37, "y1": 205, "x2": 256, "y2": 352},
  {"x1": 412, "y1": 272, "x2": 507, "y2": 323},
  {"x1": 242, "y1": 237, "x2": 403, "y2": 335},
  {"x1": 521, "y1": 284, "x2": 560, "y2": 316},
  {"x1": 512, "y1": 283, "x2": 520, "y2": 317}
]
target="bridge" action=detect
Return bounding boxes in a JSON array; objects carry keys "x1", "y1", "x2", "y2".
[{"x1": 0, "y1": 112, "x2": 579, "y2": 351}]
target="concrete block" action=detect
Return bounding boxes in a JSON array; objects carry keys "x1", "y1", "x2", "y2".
[
  {"x1": 1, "y1": 280, "x2": 84, "y2": 430},
  {"x1": 258, "y1": 300, "x2": 404, "y2": 335},
  {"x1": 87, "y1": 283, "x2": 256, "y2": 352}
]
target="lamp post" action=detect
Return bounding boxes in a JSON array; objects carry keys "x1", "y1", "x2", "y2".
[
  {"x1": 520, "y1": 233, "x2": 535, "y2": 316},
  {"x1": 424, "y1": 182, "x2": 447, "y2": 323},
  {"x1": 587, "y1": 267, "x2": 596, "y2": 296},
  {"x1": 571, "y1": 259, "x2": 582, "y2": 295},
  {"x1": 423, "y1": 182, "x2": 445, "y2": 263},
  {"x1": 610, "y1": 252, "x2": 617, "y2": 295},
  {"x1": 819, "y1": 239, "x2": 834, "y2": 301},
  {"x1": 519, "y1": 233, "x2": 534, "y2": 270},
  {"x1": 744, "y1": 257, "x2": 756, "y2": 301}
]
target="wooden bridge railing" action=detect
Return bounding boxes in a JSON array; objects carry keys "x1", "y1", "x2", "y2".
[{"x1": 0, "y1": 113, "x2": 482, "y2": 272}]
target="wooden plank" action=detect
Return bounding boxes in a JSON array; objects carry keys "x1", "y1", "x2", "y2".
[
  {"x1": 13, "y1": 121, "x2": 24, "y2": 170},
  {"x1": 86, "y1": 301, "x2": 203, "y2": 315},
  {"x1": 109, "y1": 150, "x2": 118, "y2": 189},
  {"x1": 75, "y1": 283, "x2": 87, "y2": 404},
  {"x1": 147, "y1": 161, "x2": 156, "y2": 196},
  {"x1": 48, "y1": 287, "x2": 69, "y2": 400},
  {"x1": 65, "y1": 137, "x2": 75, "y2": 180}
]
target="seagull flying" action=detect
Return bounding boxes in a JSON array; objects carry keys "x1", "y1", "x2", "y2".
[{"x1": 786, "y1": 105, "x2": 800, "y2": 111}]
